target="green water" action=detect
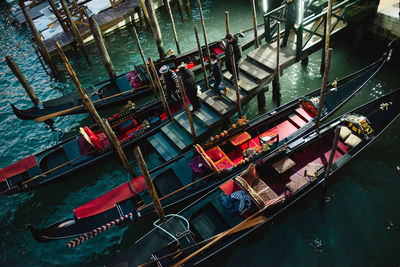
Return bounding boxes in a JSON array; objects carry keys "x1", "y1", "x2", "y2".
[{"x1": 0, "y1": 0, "x2": 399, "y2": 265}]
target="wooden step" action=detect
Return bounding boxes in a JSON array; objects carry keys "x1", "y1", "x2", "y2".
[
  {"x1": 161, "y1": 121, "x2": 193, "y2": 151},
  {"x1": 223, "y1": 86, "x2": 246, "y2": 104},
  {"x1": 148, "y1": 132, "x2": 179, "y2": 161},
  {"x1": 198, "y1": 90, "x2": 234, "y2": 116},
  {"x1": 246, "y1": 43, "x2": 296, "y2": 72},
  {"x1": 239, "y1": 58, "x2": 272, "y2": 83},
  {"x1": 174, "y1": 111, "x2": 208, "y2": 136},
  {"x1": 193, "y1": 103, "x2": 221, "y2": 127},
  {"x1": 222, "y1": 71, "x2": 258, "y2": 93}
]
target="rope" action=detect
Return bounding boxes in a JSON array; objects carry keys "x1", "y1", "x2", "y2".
[
  {"x1": 152, "y1": 214, "x2": 190, "y2": 243},
  {"x1": 67, "y1": 212, "x2": 133, "y2": 248}
]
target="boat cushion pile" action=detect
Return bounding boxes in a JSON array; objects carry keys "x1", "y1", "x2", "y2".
[
  {"x1": 305, "y1": 163, "x2": 324, "y2": 180},
  {"x1": 286, "y1": 176, "x2": 310, "y2": 193},
  {"x1": 126, "y1": 70, "x2": 143, "y2": 89},
  {"x1": 339, "y1": 126, "x2": 352, "y2": 140},
  {"x1": 344, "y1": 133, "x2": 362, "y2": 148},
  {"x1": 272, "y1": 157, "x2": 296, "y2": 174},
  {"x1": 202, "y1": 145, "x2": 234, "y2": 172}
]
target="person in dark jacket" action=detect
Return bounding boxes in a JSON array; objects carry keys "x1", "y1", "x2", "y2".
[
  {"x1": 281, "y1": 0, "x2": 297, "y2": 48},
  {"x1": 159, "y1": 65, "x2": 179, "y2": 99},
  {"x1": 225, "y1": 33, "x2": 242, "y2": 81},
  {"x1": 178, "y1": 63, "x2": 201, "y2": 112},
  {"x1": 210, "y1": 54, "x2": 229, "y2": 98}
]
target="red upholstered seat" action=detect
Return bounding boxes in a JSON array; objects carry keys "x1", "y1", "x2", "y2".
[
  {"x1": 215, "y1": 157, "x2": 234, "y2": 171},
  {"x1": 206, "y1": 146, "x2": 225, "y2": 162},
  {"x1": 73, "y1": 176, "x2": 147, "y2": 219},
  {"x1": 0, "y1": 155, "x2": 37, "y2": 182},
  {"x1": 230, "y1": 132, "x2": 251, "y2": 146},
  {"x1": 213, "y1": 47, "x2": 224, "y2": 55}
]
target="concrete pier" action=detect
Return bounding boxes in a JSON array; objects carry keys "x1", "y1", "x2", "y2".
[{"x1": 368, "y1": 0, "x2": 400, "y2": 38}]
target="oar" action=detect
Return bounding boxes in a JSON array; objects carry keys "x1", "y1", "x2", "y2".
[
  {"x1": 172, "y1": 195, "x2": 285, "y2": 267},
  {"x1": 67, "y1": 212, "x2": 133, "y2": 248},
  {"x1": 34, "y1": 84, "x2": 148, "y2": 122},
  {"x1": 138, "y1": 214, "x2": 268, "y2": 267},
  {"x1": 0, "y1": 150, "x2": 96, "y2": 196}
]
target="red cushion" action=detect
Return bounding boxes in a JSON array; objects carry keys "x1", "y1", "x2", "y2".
[
  {"x1": 219, "y1": 179, "x2": 239, "y2": 195},
  {"x1": 241, "y1": 163, "x2": 259, "y2": 186},
  {"x1": 83, "y1": 126, "x2": 95, "y2": 138},
  {"x1": 215, "y1": 157, "x2": 234, "y2": 171},
  {"x1": 90, "y1": 135, "x2": 104, "y2": 150},
  {"x1": 73, "y1": 176, "x2": 147, "y2": 219},
  {"x1": 231, "y1": 132, "x2": 251, "y2": 146},
  {"x1": 206, "y1": 146, "x2": 225, "y2": 162}
]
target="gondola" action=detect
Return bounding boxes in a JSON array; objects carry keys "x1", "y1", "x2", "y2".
[
  {"x1": 11, "y1": 24, "x2": 269, "y2": 121},
  {"x1": 108, "y1": 88, "x2": 400, "y2": 267},
  {"x1": 27, "y1": 52, "x2": 388, "y2": 243}
]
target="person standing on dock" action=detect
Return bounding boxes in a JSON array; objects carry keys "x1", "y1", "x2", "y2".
[
  {"x1": 224, "y1": 33, "x2": 242, "y2": 81},
  {"x1": 281, "y1": 0, "x2": 297, "y2": 48},
  {"x1": 210, "y1": 54, "x2": 229, "y2": 99},
  {"x1": 178, "y1": 63, "x2": 201, "y2": 112},
  {"x1": 159, "y1": 65, "x2": 179, "y2": 103}
]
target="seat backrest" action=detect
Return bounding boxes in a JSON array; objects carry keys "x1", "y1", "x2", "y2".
[{"x1": 233, "y1": 176, "x2": 265, "y2": 209}]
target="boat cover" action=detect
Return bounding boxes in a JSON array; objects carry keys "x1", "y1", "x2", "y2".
[
  {"x1": 0, "y1": 155, "x2": 36, "y2": 182},
  {"x1": 73, "y1": 176, "x2": 147, "y2": 219}
]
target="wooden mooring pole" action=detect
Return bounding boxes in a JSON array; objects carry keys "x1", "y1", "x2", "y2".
[
  {"x1": 177, "y1": 77, "x2": 196, "y2": 142},
  {"x1": 6, "y1": 56, "x2": 40, "y2": 106},
  {"x1": 320, "y1": 0, "x2": 332, "y2": 74},
  {"x1": 194, "y1": 26, "x2": 209, "y2": 91},
  {"x1": 56, "y1": 41, "x2": 135, "y2": 177},
  {"x1": 144, "y1": 0, "x2": 165, "y2": 59},
  {"x1": 88, "y1": 16, "x2": 116, "y2": 80},
  {"x1": 137, "y1": 5, "x2": 146, "y2": 28},
  {"x1": 229, "y1": 46, "x2": 242, "y2": 118},
  {"x1": 133, "y1": 27, "x2": 157, "y2": 97},
  {"x1": 163, "y1": 0, "x2": 181, "y2": 54},
  {"x1": 272, "y1": 22, "x2": 281, "y2": 103},
  {"x1": 185, "y1": 0, "x2": 192, "y2": 17},
  {"x1": 133, "y1": 146, "x2": 166, "y2": 222},
  {"x1": 257, "y1": 86, "x2": 267, "y2": 112},
  {"x1": 148, "y1": 58, "x2": 172, "y2": 120},
  {"x1": 321, "y1": 125, "x2": 340, "y2": 205},
  {"x1": 176, "y1": 0, "x2": 186, "y2": 21},
  {"x1": 60, "y1": 0, "x2": 91, "y2": 65},
  {"x1": 48, "y1": 0, "x2": 69, "y2": 33},
  {"x1": 196, "y1": 0, "x2": 211, "y2": 71},
  {"x1": 315, "y1": 48, "x2": 332, "y2": 129},
  {"x1": 225, "y1": 11, "x2": 230, "y2": 35},
  {"x1": 18, "y1": 0, "x2": 58, "y2": 76},
  {"x1": 251, "y1": 0, "x2": 259, "y2": 48}
]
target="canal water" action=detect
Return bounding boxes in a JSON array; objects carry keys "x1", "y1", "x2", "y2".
[{"x1": 0, "y1": 0, "x2": 399, "y2": 266}]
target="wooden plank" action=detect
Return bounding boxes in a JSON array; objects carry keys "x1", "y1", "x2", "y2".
[
  {"x1": 239, "y1": 58, "x2": 272, "y2": 83},
  {"x1": 161, "y1": 122, "x2": 193, "y2": 151},
  {"x1": 148, "y1": 132, "x2": 179, "y2": 161},
  {"x1": 192, "y1": 103, "x2": 220, "y2": 127},
  {"x1": 198, "y1": 90, "x2": 233, "y2": 116},
  {"x1": 224, "y1": 85, "x2": 246, "y2": 103},
  {"x1": 174, "y1": 112, "x2": 207, "y2": 136},
  {"x1": 246, "y1": 43, "x2": 296, "y2": 72},
  {"x1": 222, "y1": 71, "x2": 258, "y2": 93}
]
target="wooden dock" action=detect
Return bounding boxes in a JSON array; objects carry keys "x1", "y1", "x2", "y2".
[
  {"x1": 44, "y1": 0, "x2": 140, "y2": 55},
  {"x1": 147, "y1": 5, "x2": 350, "y2": 161}
]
